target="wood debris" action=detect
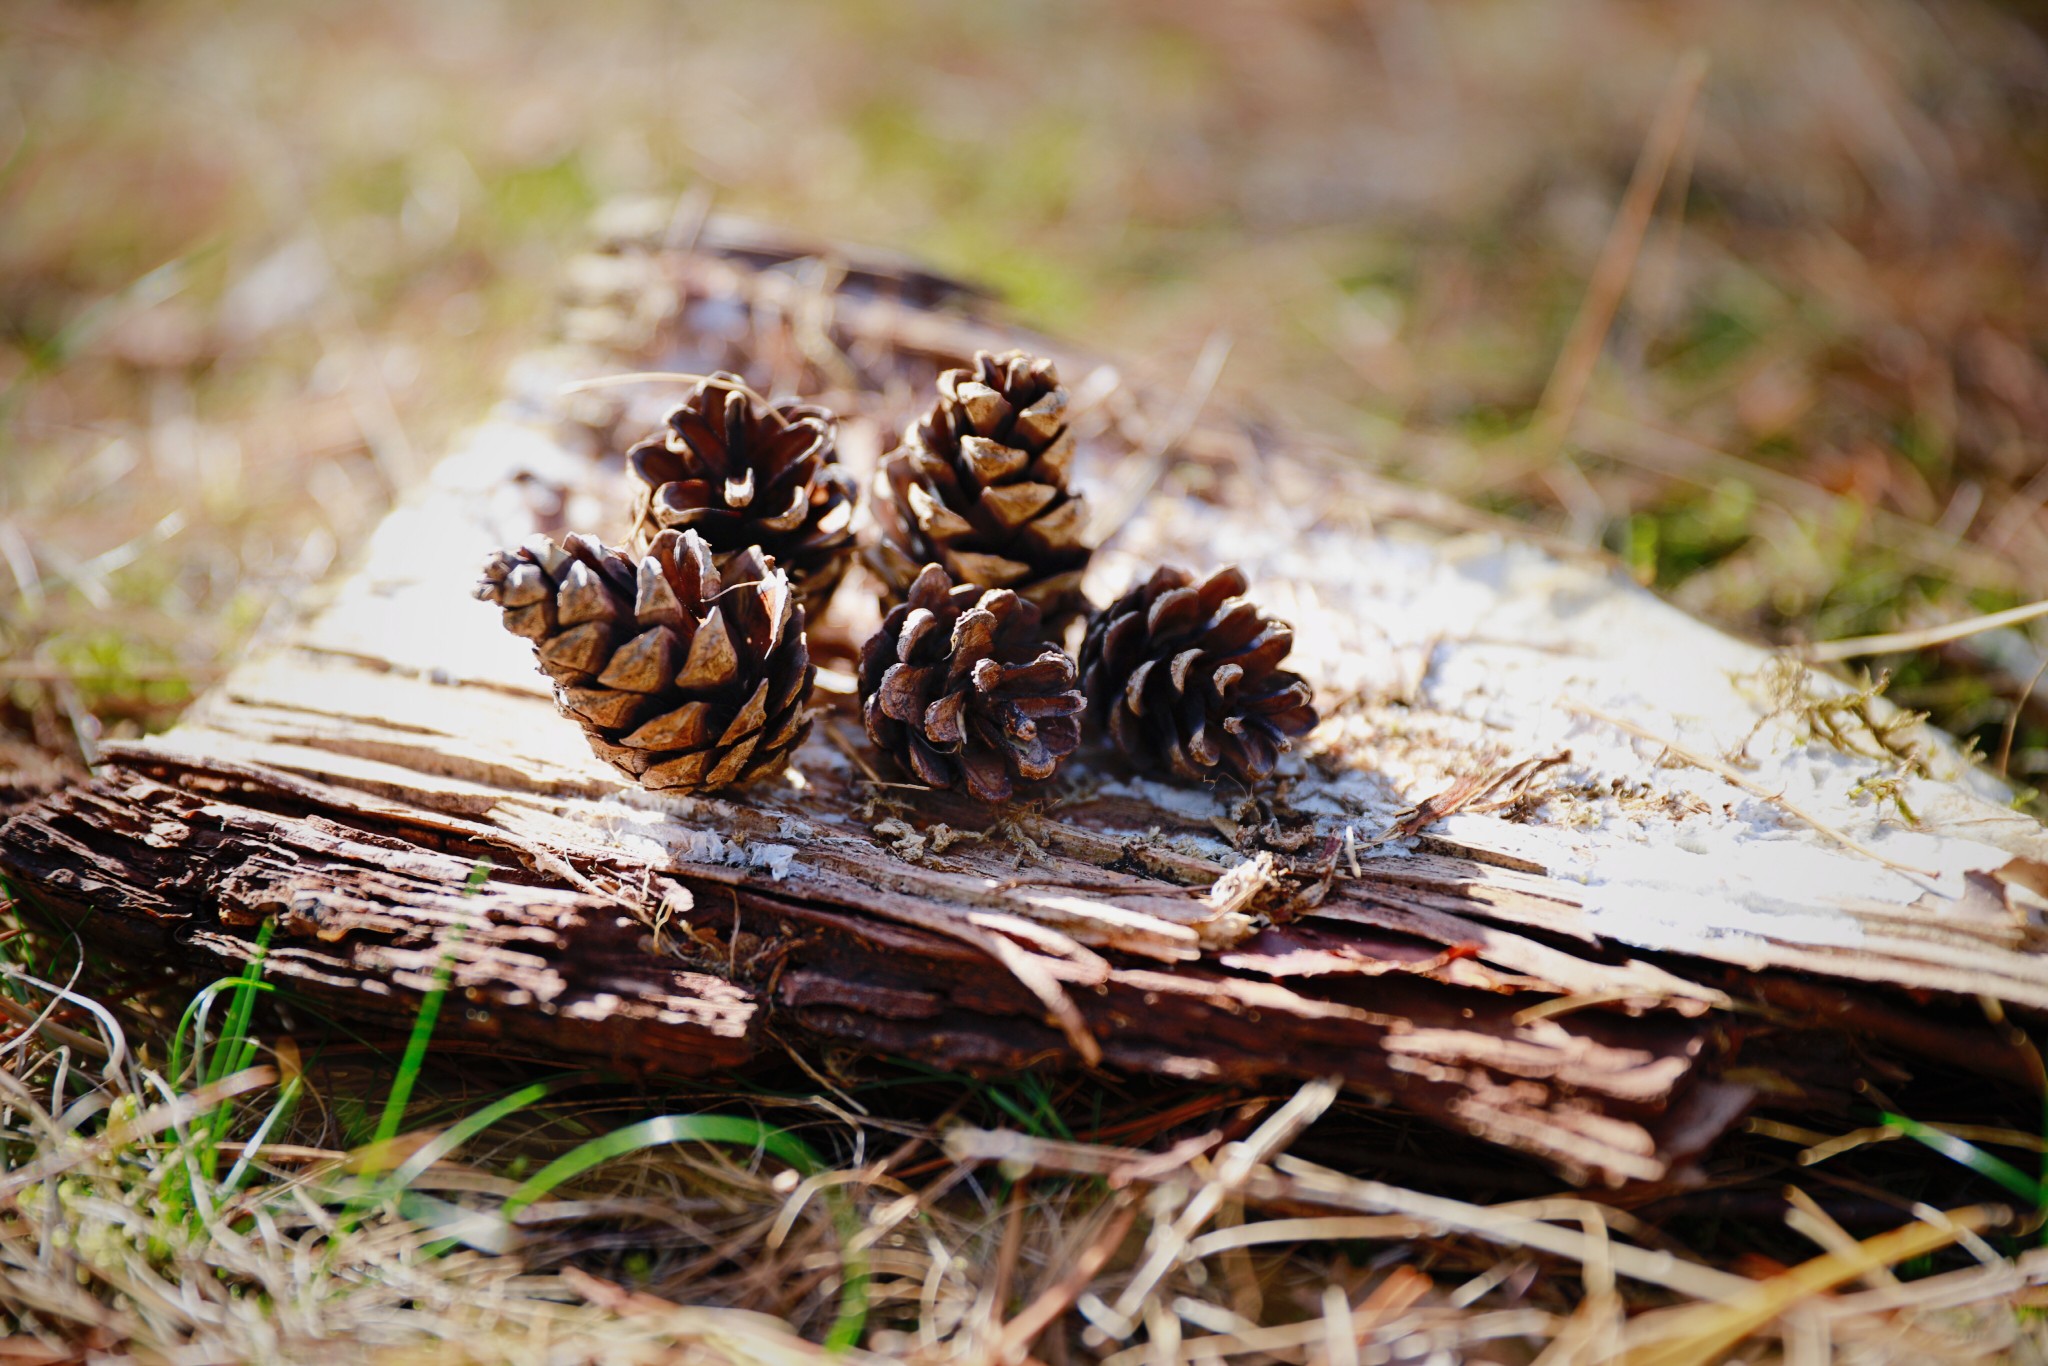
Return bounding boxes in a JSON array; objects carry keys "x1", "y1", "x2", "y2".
[
  {"x1": 7, "y1": 216, "x2": 2048, "y2": 1190},
  {"x1": 1373, "y1": 750, "x2": 1572, "y2": 845}
]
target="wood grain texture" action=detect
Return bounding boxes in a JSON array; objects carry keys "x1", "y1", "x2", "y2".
[{"x1": 7, "y1": 207, "x2": 2046, "y2": 1186}]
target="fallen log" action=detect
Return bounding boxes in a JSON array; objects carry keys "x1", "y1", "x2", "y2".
[{"x1": 7, "y1": 203, "x2": 2046, "y2": 1187}]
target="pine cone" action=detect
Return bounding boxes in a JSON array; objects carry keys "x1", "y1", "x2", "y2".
[
  {"x1": 1079, "y1": 566, "x2": 1318, "y2": 785},
  {"x1": 626, "y1": 374, "x2": 858, "y2": 618},
  {"x1": 858, "y1": 563, "x2": 1086, "y2": 802},
  {"x1": 869, "y1": 350, "x2": 1090, "y2": 630},
  {"x1": 477, "y1": 529, "x2": 815, "y2": 792}
]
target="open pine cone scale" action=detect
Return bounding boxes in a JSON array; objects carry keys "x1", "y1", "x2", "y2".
[
  {"x1": 628, "y1": 375, "x2": 857, "y2": 617},
  {"x1": 860, "y1": 563, "x2": 1086, "y2": 802},
  {"x1": 871, "y1": 350, "x2": 1091, "y2": 631},
  {"x1": 1083, "y1": 565, "x2": 1319, "y2": 785},
  {"x1": 480, "y1": 529, "x2": 815, "y2": 792}
]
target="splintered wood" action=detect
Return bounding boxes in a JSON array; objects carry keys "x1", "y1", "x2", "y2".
[{"x1": 8, "y1": 206, "x2": 2048, "y2": 1187}]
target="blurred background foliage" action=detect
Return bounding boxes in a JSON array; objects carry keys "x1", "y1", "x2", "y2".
[{"x1": 3, "y1": 0, "x2": 2047, "y2": 784}]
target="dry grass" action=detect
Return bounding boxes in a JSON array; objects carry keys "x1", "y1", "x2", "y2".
[
  {"x1": 8, "y1": 0, "x2": 2048, "y2": 1358},
  {"x1": 5, "y1": 0, "x2": 2048, "y2": 767},
  {"x1": 4, "y1": 891, "x2": 2048, "y2": 1362}
]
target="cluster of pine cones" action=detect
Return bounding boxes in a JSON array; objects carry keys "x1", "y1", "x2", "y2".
[{"x1": 478, "y1": 352, "x2": 1319, "y2": 801}]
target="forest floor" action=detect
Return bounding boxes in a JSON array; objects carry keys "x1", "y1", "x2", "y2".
[{"x1": 4, "y1": 0, "x2": 2048, "y2": 1360}]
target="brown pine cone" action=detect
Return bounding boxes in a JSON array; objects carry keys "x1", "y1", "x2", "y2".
[
  {"x1": 626, "y1": 374, "x2": 858, "y2": 618},
  {"x1": 477, "y1": 528, "x2": 815, "y2": 792},
  {"x1": 868, "y1": 350, "x2": 1090, "y2": 630},
  {"x1": 1079, "y1": 566, "x2": 1318, "y2": 785},
  {"x1": 858, "y1": 563, "x2": 1086, "y2": 803}
]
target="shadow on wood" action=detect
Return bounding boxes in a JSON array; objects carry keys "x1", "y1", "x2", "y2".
[{"x1": 8, "y1": 206, "x2": 2047, "y2": 1189}]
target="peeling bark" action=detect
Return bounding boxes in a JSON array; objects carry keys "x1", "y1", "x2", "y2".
[{"x1": 7, "y1": 214, "x2": 2046, "y2": 1187}]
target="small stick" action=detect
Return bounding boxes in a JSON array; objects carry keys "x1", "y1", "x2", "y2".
[
  {"x1": 1528, "y1": 51, "x2": 1708, "y2": 458},
  {"x1": 1997, "y1": 653, "x2": 2048, "y2": 778},
  {"x1": 1565, "y1": 702, "x2": 1939, "y2": 879},
  {"x1": 1089, "y1": 330, "x2": 1232, "y2": 550},
  {"x1": 1809, "y1": 597, "x2": 2048, "y2": 664}
]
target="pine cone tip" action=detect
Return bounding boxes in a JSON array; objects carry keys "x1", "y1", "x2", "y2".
[
  {"x1": 626, "y1": 373, "x2": 857, "y2": 618},
  {"x1": 869, "y1": 349, "x2": 1091, "y2": 629}
]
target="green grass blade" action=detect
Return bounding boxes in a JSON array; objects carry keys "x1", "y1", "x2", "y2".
[
  {"x1": 982, "y1": 1085, "x2": 1045, "y2": 1136},
  {"x1": 501, "y1": 1114, "x2": 823, "y2": 1215},
  {"x1": 1018, "y1": 1074, "x2": 1073, "y2": 1141},
  {"x1": 371, "y1": 859, "x2": 492, "y2": 1150},
  {"x1": 169, "y1": 977, "x2": 265, "y2": 1085},
  {"x1": 1882, "y1": 1112, "x2": 2046, "y2": 1207},
  {"x1": 500, "y1": 1113, "x2": 868, "y2": 1349},
  {"x1": 372, "y1": 940, "x2": 479, "y2": 1150},
  {"x1": 212, "y1": 952, "x2": 273, "y2": 1085},
  {"x1": 208, "y1": 920, "x2": 277, "y2": 1086},
  {"x1": 385, "y1": 1071, "x2": 603, "y2": 1193},
  {"x1": 199, "y1": 920, "x2": 276, "y2": 1183},
  {"x1": 327, "y1": 868, "x2": 491, "y2": 1252},
  {"x1": 217, "y1": 1069, "x2": 303, "y2": 1200},
  {"x1": 368, "y1": 929, "x2": 461, "y2": 1151}
]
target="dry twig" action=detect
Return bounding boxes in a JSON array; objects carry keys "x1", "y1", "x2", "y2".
[{"x1": 1809, "y1": 597, "x2": 2048, "y2": 663}]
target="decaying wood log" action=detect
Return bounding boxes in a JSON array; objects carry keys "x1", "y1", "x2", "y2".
[{"x1": 7, "y1": 202, "x2": 2048, "y2": 1187}]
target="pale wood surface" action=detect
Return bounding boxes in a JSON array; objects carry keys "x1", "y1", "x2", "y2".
[{"x1": 8, "y1": 209, "x2": 2046, "y2": 1186}]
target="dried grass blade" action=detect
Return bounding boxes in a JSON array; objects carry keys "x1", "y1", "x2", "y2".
[
  {"x1": 1529, "y1": 50, "x2": 1708, "y2": 453},
  {"x1": 1107, "y1": 1078, "x2": 1340, "y2": 1325},
  {"x1": 1619, "y1": 1206, "x2": 1997, "y2": 1366},
  {"x1": 1809, "y1": 598, "x2": 2048, "y2": 663},
  {"x1": 998, "y1": 1198, "x2": 1138, "y2": 1364},
  {"x1": 0, "y1": 1066, "x2": 277, "y2": 1207},
  {"x1": 1268, "y1": 1157, "x2": 1753, "y2": 1301},
  {"x1": 500, "y1": 1113, "x2": 868, "y2": 1350}
]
